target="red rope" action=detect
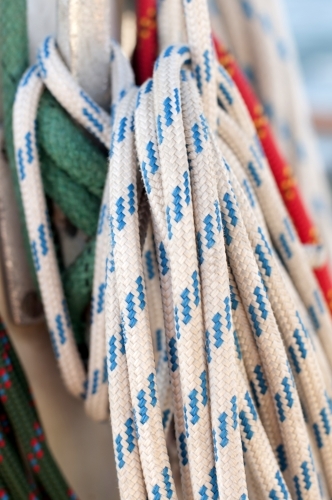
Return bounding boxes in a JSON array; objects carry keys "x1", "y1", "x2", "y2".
[
  {"x1": 132, "y1": 0, "x2": 157, "y2": 84},
  {"x1": 213, "y1": 35, "x2": 332, "y2": 315}
]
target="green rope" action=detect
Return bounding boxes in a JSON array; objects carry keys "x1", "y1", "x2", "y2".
[
  {"x1": 0, "y1": 0, "x2": 105, "y2": 343},
  {"x1": 0, "y1": 475, "x2": 12, "y2": 499},
  {"x1": 0, "y1": 424, "x2": 35, "y2": 500},
  {"x1": 40, "y1": 149, "x2": 100, "y2": 238},
  {"x1": 38, "y1": 91, "x2": 107, "y2": 199},
  {"x1": 0, "y1": 0, "x2": 33, "y2": 277},
  {"x1": 0, "y1": 322, "x2": 77, "y2": 499}
]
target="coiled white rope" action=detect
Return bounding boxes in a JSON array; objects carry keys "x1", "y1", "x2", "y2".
[
  {"x1": 12, "y1": 0, "x2": 332, "y2": 498},
  {"x1": 213, "y1": 0, "x2": 332, "y2": 263}
]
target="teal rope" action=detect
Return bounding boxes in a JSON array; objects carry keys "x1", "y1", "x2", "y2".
[{"x1": 0, "y1": 0, "x2": 106, "y2": 344}]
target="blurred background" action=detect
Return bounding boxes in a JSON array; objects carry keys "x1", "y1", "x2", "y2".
[{"x1": 286, "y1": 0, "x2": 332, "y2": 172}]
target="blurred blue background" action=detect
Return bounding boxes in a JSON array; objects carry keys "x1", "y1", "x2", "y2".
[{"x1": 286, "y1": 0, "x2": 332, "y2": 169}]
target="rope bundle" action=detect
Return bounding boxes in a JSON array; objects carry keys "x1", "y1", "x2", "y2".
[{"x1": 10, "y1": 0, "x2": 332, "y2": 498}]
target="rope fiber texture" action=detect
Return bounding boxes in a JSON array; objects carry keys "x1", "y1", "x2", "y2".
[
  {"x1": 8, "y1": 0, "x2": 332, "y2": 498},
  {"x1": 0, "y1": 0, "x2": 108, "y2": 350}
]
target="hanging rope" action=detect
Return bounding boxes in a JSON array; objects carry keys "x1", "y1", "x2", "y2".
[
  {"x1": 10, "y1": 0, "x2": 332, "y2": 498},
  {"x1": 0, "y1": 321, "x2": 78, "y2": 499},
  {"x1": 107, "y1": 0, "x2": 330, "y2": 498},
  {"x1": 212, "y1": 36, "x2": 332, "y2": 321}
]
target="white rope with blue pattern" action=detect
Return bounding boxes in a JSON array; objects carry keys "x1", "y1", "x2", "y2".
[
  {"x1": 12, "y1": 1, "x2": 332, "y2": 498},
  {"x1": 12, "y1": 37, "x2": 168, "y2": 421}
]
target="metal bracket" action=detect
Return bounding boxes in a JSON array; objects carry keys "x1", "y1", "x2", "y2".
[{"x1": 57, "y1": 0, "x2": 120, "y2": 109}]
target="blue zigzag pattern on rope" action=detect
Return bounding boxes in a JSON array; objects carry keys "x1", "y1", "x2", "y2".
[
  {"x1": 80, "y1": 89, "x2": 101, "y2": 114},
  {"x1": 192, "y1": 123, "x2": 203, "y2": 153},
  {"x1": 200, "y1": 114, "x2": 208, "y2": 140},
  {"x1": 179, "y1": 433, "x2": 188, "y2": 466},
  {"x1": 276, "y1": 444, "x2": 288, "y2": 472},
  {"x1": 231, "y1": 395, "x2": 238, "y2": 429},
  {"x1": 125, "y1": 418, "x2": 135, "y2": 452},
  {"x1": 148, "y1": 373, "x2": 157, "y2": 407},
  {"x1": 245, "y1": 391, "x2": 257, "y2": 421},
  {"x1": 192, "y1": 271, "x2": 200, "y2": 306},
  {"x1": 136, "y1": 276, "x2": 146, "y2": 310},
  {"x1": 162, "y1": 467, "x2": 173, "y2": 499},
  {"x1": 203, "y1": 214, "x2": 215, "y2": 249},
  {"x1": 282, "y1": 376, "x2": 294, "y2": 408},
  {"x1": 195, "y1": 65, "x2": 202, "y2": 94},
  {"x1": 175, "y1": 306, "x2": 180, "y2": 339},
  {"x1": 203, "y1": 50, "x2": 211, "y2": 82},
  {"x1": 313, "y1": 422, "x2": 323, "y2": 448},
  {"x1": 209, "y1": 467, "x2": 218, "y2": 500},
  {"x1": 174, "y1": 88, "x2": 180, "y2": 113},
  {"x1": 181, "y1": 288, "x2": 191, "y2": 324},
  {"x1": 169, "y1": 337, "x2": 178, "y2": 372},
  {"x1": 97, "y1": 283, "x2": 105, "y2": 313},
  {"x1": 115, "y1": 197, "x2": 126, "y2": 230},
  {"x1": 224, "y1": 297, "x2": 231, "y2": 330},
  {"x1": 137, "y1": 390, "x2": 149, "y2": 424},
  {"x1": 117, "y1": 117, "x2": 127, "y2": 142},
  {"x1": 205, "y1": 330, "x2": 212, "y2": 363},
  {"x1": 141, "y1": 161, "x2": 151, "y2": 193},
  {"x1": 293, "y1": 475, "x2": 303, "y2": 500},
  {"x1": 219, "y1": 412, "x2": 228, "y2": 447},
  {"x1": 200, "y1": 371, "x2": 208, "y2": 407},
  {"x1": 183, "y1": 171, "x2": 190, "y2": 205},
  {"x1": 157, "y1": 114, "x2": 163, "y2": 144},
  {"x1": 145, "y1": 250, "x2": 154, "y2": 280},
  {"x1": 255, "y1": 244, "x2": 271, "y2": 277},
  {"x1": 233, "y1": 331, "x2": 242, "y2": 360},
  {"x1": 189, "y1": 389, "x2": 200, "y2": 425},
  {"x1": 279, "y1": 233, "x2": 292, "y2": 259},
  {"x1": 214, "y1": 201, "x2": 222, "y2": 232},
  {"x1": 92, "y1": 369, "x2": 99, "y2": 395},
  {"x1": 254, "y1": 365, "x2": 268, "y2": 394},
  {"x1": 31, "y1": 240, "x2": 40, "y2": 271},
  {"x1": 82, "y1": 108, "x2": 104, "y2": 133},
  {"x1": 125, "y1": 292, "x2": 137, "y2": 328},
  {"x1": 301, "y1": 461, "x2": 311, "y2": 491},
  {"x1": 17, "y1": 149, "x2": 25, "y2": 181},
  {"x1": 275, "y1": 393, "x2": 286, "y2": 422},
  {"x1": 289, "y1": 346, "x2": 301, "y2": 374},
  {"x1": 243, "y1": 179, "x2": 255, "y2": 207},
  {"x1": 248, "y1": 162, "x2": 261, "y2": 187},
  {"x1": 159, "y1": 242, "x2": 169, "y2": 275},
  {"x1": 115, "y1": 435, "x2": 125, "y2": 469},
  {"x1": 163, "y1": 97, "x2": 173, "y2": 127},
  {"x1": 197, "y1": 232, "x2": 204, "y2": 264},
  {"x1": 212, "y1": 312, "x2": 223, "y2": 348},
  {"x1": 293, "y1": 329, "x2": 307, "y2": 359},
  {"x1": 109, "y1": 335, "x2": 117, "y2": 371},
  {"x1": 172, "y1": 186, "x2": 183, "y2": 222},
  {"x1": 239, "y1": 410, "x2": 254, "y2": 440},
  {"x1": 38, "y1": 224, "x2": 48, "y2": 256},
  {"x1": 320, "y1": 408, "x2": 331, "y2": 436},
  {"x1": 128, "y1": 184, "x2": 135, "y2": 214},
  {"x1": 146, "y1": 141, "x2": 159, "y2": 174},
  {"x1": 55, "y1": 314, "x2": 66, "y2": 345},
  {"x1": 166, "y1": 206, "x2": 172, "y2": 239},
  {"x1": 25, "y1": 131, "x2": 34, "y2": 163}
]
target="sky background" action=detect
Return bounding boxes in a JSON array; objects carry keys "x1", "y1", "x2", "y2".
[{"x1": 286, "y1": 0, "x2": 332, "y2": 169}]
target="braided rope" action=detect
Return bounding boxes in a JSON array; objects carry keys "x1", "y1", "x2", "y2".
[{"x1": 11, "y1": 0, "x2": 332, "y2": 498}]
